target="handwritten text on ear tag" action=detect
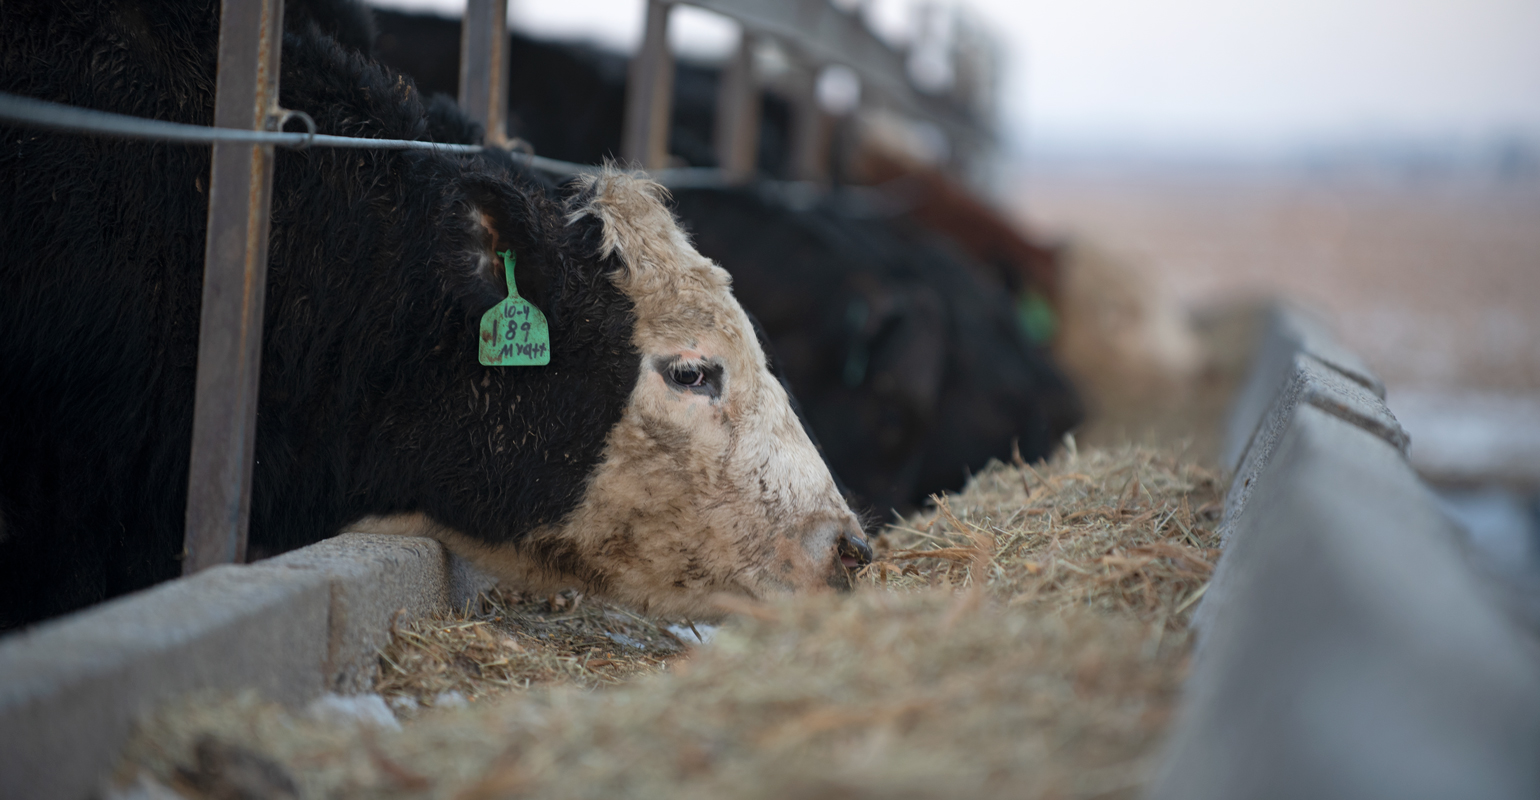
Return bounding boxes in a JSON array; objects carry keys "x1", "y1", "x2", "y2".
[{"x1": 478, "y1": 250, "x2": 550, "y2": 366}]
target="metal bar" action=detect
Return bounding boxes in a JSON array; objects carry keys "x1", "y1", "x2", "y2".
[
  {"x1": 673, "y1": 0, "x2": 989, "y2": 160},
  {"x1": 0, "y1": 91, "x2": 720, "y2": 184},
  {"x1": 788, "y1": 65, "x2": 829, "y2": 183},
  {"x1": 621, "y1": 0, "x2": 675, "y2": 169},
  {"x1": 459, "y1": 0, "x2": 509, "y2": 145},
  {"x1": 183, "y1": 0, "x2": 286, "y2": 574},
  {"x1": 712, "y1": 33, "x2": 760, "y2": 181},
  {"x1": 0, "y1": 91, "x2": 483, "y2": 152}
]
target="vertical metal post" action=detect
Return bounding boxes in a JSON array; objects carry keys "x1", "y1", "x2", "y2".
[
  {"x1": 183, "y1": 0, "x2": 285, "y2": 574},
  {"x1": 789, "y1": 64, "x2": 830, "y2": 183},
  {"x1": 713, "y1": 32, "x2": 760, "y2": 182},
  {"x1": 459, "y1": 0, "x2": 509, "y2": 145},
  {"x1": 622, "y1": 0, "x2": 675, "y2": 169}
]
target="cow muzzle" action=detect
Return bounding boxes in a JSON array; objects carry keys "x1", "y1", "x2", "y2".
[
  {"x1": 837, "y1": 528, "x2": 874, "y2": 570},
  {"x1": 753, "y1": 517, "x2": 873, "y2": 596},
  {"x1": 825, "y1": 523, "x2": 873, "y2": 590}
]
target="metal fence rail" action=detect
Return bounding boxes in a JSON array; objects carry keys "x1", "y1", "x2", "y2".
[
  {"x1": 0, "y1": 91, "x2": 642, "y2": 170},
  {"x1": 624, "y1": 0, "x2": 996, "y2": 179},
  {"x1": 688, "y1": 0, "x2": 990, "y2": 158},
  {"x1": 179, "y1": 0, "x2": 285, "y2": 573},
  {"x1": 0, "y1": 90, "x2": 735, "y2": 186},
  {"x1": 460, "y1": 0, "x2": 510, "y2": 145}
]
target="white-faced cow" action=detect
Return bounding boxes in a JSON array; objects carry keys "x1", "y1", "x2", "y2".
[
  {"x1": 360, "y1": 7, "x2": 1083, "y2": 516},
  {"x1": 0, "y1": 0, "x2": 868, "y2": 628}
]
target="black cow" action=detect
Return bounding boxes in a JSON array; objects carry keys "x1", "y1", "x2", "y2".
[
  {"x1": 670, "y1": 185, "x2": 1082, "y2": 514},
  {"x1": 0, "y1": 0, "x2": 868, "y2": 629}
]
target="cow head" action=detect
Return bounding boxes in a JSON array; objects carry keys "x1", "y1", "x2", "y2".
[{"x1": 428, "y1": 169, "x2": 871, "y2": 618}]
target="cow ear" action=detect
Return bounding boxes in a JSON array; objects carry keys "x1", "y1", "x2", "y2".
[{"x1": 460, "y1": 179, "x2": 553, "y2": 316}]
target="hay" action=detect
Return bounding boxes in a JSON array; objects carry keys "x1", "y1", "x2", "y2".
[
  {"x1": 868, "y1": 440, "x2": 1224, "y2": 628},
  {"x1": 111, "y1": 442, "x2": 1224, "y2": 800},
  {"x1": 376, "y1": 589, "x2": 687, "y2": 715},
  {"x1": 118, "y1": 595, "x2": 1186, "y2": 800}
]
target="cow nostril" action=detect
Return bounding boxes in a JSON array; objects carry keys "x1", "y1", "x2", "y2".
[{"x1": 837, "y1": 530, "x2": 873, "y2": 569}]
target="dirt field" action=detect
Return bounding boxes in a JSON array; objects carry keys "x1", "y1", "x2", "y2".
[{"x1": 1013, "y1": 165, "x2": 1540, "y2": 395}]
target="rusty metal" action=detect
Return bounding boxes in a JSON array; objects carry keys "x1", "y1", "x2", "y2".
[
  {"x1": 713, "y1": 34, "x2": 760, "y2": 181},
  {"x1": 182, "y1": 0, "x2": 286, "y2": 574},
  {"x1": 459, "y1": 0, "x2": 509, "y2": 145},
  {"x1": 621, "y1": 0, "x2": 675, "y2": 169}
]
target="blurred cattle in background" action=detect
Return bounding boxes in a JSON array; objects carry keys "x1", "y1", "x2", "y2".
[
  {"x1": 844, "y1": 120, "x2": 1063, "y2": 344},
  {"x1": 1050, "y1": 239, "x2": 1205, "y2": 409},
  {"x1": 843, "y1": 101, "x2": 1204, "y2": 424},
  {"x1": 669, "y1": 184, "x2": 1082, "y2": 513},
  {"x1": 365, "y1": 6, "x2": 1083, "y2": 514}
]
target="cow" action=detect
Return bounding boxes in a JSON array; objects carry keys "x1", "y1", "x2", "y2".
[
  {"x1": 0, "y1": 0, "x2": 869, "y2": 629},
  {"x1": 362, "y1": 7, "x2": 1083, "y2": 515},
  {"x1": 668, "y1": 185, "x2": 1083, "y2": 514},
  {"x1": 846, "y1": 142, "x2": 1064, "y2": 338}
]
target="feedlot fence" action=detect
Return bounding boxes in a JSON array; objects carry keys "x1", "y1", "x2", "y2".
[{"x1": 1, "y1": 0, "x2": 990, "y2": 578}]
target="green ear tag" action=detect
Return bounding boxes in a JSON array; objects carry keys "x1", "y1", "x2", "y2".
[{"x1": 478, "y1": 250, "x2": 550, "y2": 366}]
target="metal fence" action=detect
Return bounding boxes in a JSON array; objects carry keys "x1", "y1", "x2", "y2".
[
  {"x1": 621, "y1": 0, "x2": 996, "y2": 180},
  {"x1": 2, "y1": 0, "x2": 992, "y2": 577}
]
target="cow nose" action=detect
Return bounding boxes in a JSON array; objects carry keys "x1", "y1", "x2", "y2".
[{"x1": 837, "y1": 528, "x2": 873, "y2": 569}]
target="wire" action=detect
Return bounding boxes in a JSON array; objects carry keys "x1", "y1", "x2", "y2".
[
  {"x1": 0, "y1": 91, "x2": 484, "y2": 153},
  {"x1": 0, "y1": 91, "x2": 731, "y2": 185}
]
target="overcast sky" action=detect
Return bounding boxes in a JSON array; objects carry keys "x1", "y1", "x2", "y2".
[{"x1": 373, "y1": 0, "x2": 1540, "y2": 158}]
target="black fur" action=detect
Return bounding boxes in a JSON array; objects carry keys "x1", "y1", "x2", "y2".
[
  {"x1": 284, "y1": 0, "x2": 376, "y2": 55},
  {"x1": 0, "y1": 0, "x2": 640, "y2": 627},
  {"x1": 670, "y1": 186, "x2": 1083, "y2": 515},
  {"x1": 369, "y1": 8, "x2": 795, "y2": 176}
]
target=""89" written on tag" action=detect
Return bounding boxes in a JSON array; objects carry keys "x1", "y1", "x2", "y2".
[{"x1": 478, "y1": 250, "x2": 550, "y2": 366}]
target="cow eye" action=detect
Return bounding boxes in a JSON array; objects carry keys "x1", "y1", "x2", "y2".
[
  {"x1": 671, "y1": 365, "x2": 704, "y2": 387},
  {"x1": 657, "y1": 358, "x2": 722, "y2": 398}
]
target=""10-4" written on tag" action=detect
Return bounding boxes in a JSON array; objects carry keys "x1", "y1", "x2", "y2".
[{"x1": 478, "y1": 250, "x2": 550, "y2": 366}]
